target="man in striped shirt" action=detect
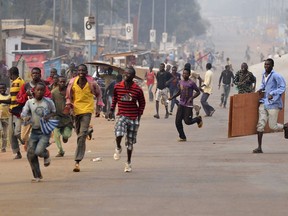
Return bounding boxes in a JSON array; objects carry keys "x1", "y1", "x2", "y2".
[
  {"x1": 9, "y1": 67, "x2": 25, "y2": 159},
  {"x1": 109, "y1": 66, "x2": 146, "y2": 172}
]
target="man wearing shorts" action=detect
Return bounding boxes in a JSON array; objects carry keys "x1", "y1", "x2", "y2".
[
  {"x1": 109, "y1": 66, "x2": 146, "y2": 172},
  {"x1": 253, "y1": 58, "x2": 286, "y2": 153},
  {"x1": 154, "y1": 63, "x2": 172, "y2": 119}
]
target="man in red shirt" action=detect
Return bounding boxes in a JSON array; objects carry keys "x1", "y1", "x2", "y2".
[
  {"x1": 144, "y1": 65, "x2": 155, "y2": 102},
  {"x1": 45, "y1": 68, "x2": 57, "y2": 85},
  {"x1": 109, "y1": 66, "x2": 146, "y2": 172}
]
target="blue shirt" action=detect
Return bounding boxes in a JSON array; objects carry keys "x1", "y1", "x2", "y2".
[{"x1": 258, "y1": 70, "x2": 286, "y2": 109}]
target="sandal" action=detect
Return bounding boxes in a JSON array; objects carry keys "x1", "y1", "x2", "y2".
[
  {"x1": 252, "y1": 148, "x2": 263, "y2": 153},
  {"x1": 178, "y1": 138, "x2": 187, "y2": 142},
  {"x1": 153, "y1": 114, "x2": 160, "y2": 119},
  {"x1": 209, "y1": 110, "x2": 215, "y2": 117},
  {"x1": 86, "y1": 127, "x2": 93, "y2": 140},
  {"x1": 194, "y1": 105, "x2": 201, "y2": 115}
]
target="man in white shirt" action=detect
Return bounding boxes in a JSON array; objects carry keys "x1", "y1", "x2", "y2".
[{"x1": 201, "y1": 63, "x2": 215, "y2": 117}]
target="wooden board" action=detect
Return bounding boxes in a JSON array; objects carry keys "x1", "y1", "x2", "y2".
[{"x1": 228, "y1": 92, "x2": 285, "y2": 137}]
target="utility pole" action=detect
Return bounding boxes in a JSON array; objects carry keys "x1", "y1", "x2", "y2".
[
  {"x1": 164, "y1": 0, "x2": 167, "y2": 52},
  {"x1": 151, "y1": 0, "x2": 154, "y2": 50},
  {"x1": 88, "y1": 0, "x2": 91, "y2": 62},
  {"x1": 52, "y1": 0, "x2": 56, "y2": 57},
  {"x1": 70, "y1": 0, "x2": 73, "y2": 43},
  {"x1": 23, "y1": 4, "x2": 27, "y2": 38},
  {"x1": 136, "y1": 0, "x2": 142, "y2": 48},
  {"x1": 109, "y1": 0, "x2": 113, "y2": 52},
  {"x1": 96, "y1": 0, "x2": 99, "y2": 59},
  {"x1": 88, "y1": 0, "x2": 92, "y2": 73},
  {"x1": 56, "y1": 0, "x2": 64, "y2": 57},
  {"x1": 0, "y1": 0, "x2": 3, "y2": 61},
  {"x1": 164, "y1": 0, "x2": 167, "y2": 33},
  {"x1": 128, "y1": 0, "x2": 131, "y2": 51}
]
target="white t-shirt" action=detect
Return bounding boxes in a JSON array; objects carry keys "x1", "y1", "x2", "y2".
[{"x1": 21, "y1": 97, "x2": 56, "y2": 129}]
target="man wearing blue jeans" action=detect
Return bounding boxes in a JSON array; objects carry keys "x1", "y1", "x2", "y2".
[
  {"x1": 218, "y1": 65, "x2": 234, "y2": 108},
  {"x1": 253, "y1": 58, "x2": 286, "y2": 153},
  {"x1": 21, "y1": 82, "x2": 56, "y2": 182}
]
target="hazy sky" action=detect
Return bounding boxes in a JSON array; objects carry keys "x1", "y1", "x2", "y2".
[
  {"x1": 199, "y1": 0, "x2": 286, "y2": 20},
  {"x1": 197, "y1": 0, "x2": 288, "y2": 68}
]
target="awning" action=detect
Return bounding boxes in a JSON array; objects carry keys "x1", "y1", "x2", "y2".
[
  {"x1": 22, "y1": 38, "x2": 48, "y2": 46},
  {"x1": 86, "y1": 61, "x2": 142, "y2": 80}
]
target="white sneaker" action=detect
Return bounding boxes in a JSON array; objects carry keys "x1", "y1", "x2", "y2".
[
  {"x1": 113, "y1": 148, "x2": 122, "y2": 160},
  {"x1": 31, "y1": 178, "x2": 41, "y2": 183},
  {"x1": 124, "y1": 163, "x2": 132, "y2": 172}
]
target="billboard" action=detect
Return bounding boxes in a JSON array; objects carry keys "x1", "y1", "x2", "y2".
[
  {"x1": 14, "y1": 52, "x2": 47, "y2": 79},
  {"x1": 43, "y1": 58, "x2": 62, "y2": 79}
]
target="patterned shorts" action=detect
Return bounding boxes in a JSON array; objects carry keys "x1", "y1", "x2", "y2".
[
  {"x1": 114, "y1": 115, "x2": 139, "y2": 146},
  {"x1": 155, "y1": 88, "x2": 169, "y2": 106}
]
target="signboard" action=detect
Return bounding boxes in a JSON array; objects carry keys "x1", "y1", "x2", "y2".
[
  {"x1": 43, "y1": 58, "x2": 62, "y2": 79},
  {"x1": 15, "y1": 53, "x2": 47, "y2": 79},
  {"x1": 162, "y1": 32, "x2": 168, "y2": 43},
  {"x1": 150, "y1": 29, "x2": 156, "y2": 43},
  {"x1": 84, "y1": 16, "x2": 96, "y2": 41},
  {"x1": 125, "y1": 23, "x2": 133, "y2": 40}
]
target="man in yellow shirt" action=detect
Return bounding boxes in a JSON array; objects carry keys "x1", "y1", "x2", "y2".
[
  {"x1": 0, "y1": 83, "x2": 11, "y2": 152},
  {"x1": 66, "y1": 64, "x2": 103, "y2": 172}
]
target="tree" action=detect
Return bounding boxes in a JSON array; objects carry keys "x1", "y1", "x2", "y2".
[
  {"x1": 106, "y1": 0, "x2": 209, "y2": 44},
  {"x1": 137, "y1": 0, "x2": 209, "y2": 44},
  {"x1": 0, "y1": 0, "x2": 3, "y2": 61}
]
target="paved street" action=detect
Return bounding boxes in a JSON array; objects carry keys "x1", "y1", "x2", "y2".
[{"x1": 1, "y1": 69, "x2": 288, "y2": 216}]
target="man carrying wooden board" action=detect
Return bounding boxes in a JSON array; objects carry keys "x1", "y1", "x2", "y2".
[{"x1": 253, "y1": 58, "x2": 287, "y2": 153}]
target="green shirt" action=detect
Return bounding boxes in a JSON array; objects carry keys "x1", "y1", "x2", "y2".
[
  {"x1": 51, "y1": 87, "x2": 73, "y2": 128},
  {"x1": 234, "y1": 70, "x2": 256, "y2": 94}
]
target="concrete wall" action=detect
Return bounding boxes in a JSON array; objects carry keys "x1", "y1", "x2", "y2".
[{"x1": 6, "y1": 36, "x2": 22, "y2": 68}]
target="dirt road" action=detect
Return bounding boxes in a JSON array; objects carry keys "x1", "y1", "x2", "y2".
[{"x1": 1, "y1": 75, "x2": 288, "y2": 216}]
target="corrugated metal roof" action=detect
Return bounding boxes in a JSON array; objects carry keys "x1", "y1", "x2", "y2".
[
  {"x1": 22, "y1": 38, "x2": 48, "y2": 46},
  {"x1": 2, "y1": 26, "x2": 24, "y2": 31},
  {"x1": 12, "y1": 49, "x2": 52, "y2": 54}
]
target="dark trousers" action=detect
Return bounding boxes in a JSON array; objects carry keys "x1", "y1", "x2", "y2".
[
  {"x1": 201, "y1": 93, "x2": 214, "y2": 116},
  {"x1": 220, "y1": 84, "x2": 231, "y2": 107},
  {"x1": 169, "y1": 87, "x2": 179, "y2": 112},
  {"x1": 74, "y1": 113, "x2": 92, "y2": 162},
  {"x1": 175, "y1": 104, "x2": 199, "y2": 139}
]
